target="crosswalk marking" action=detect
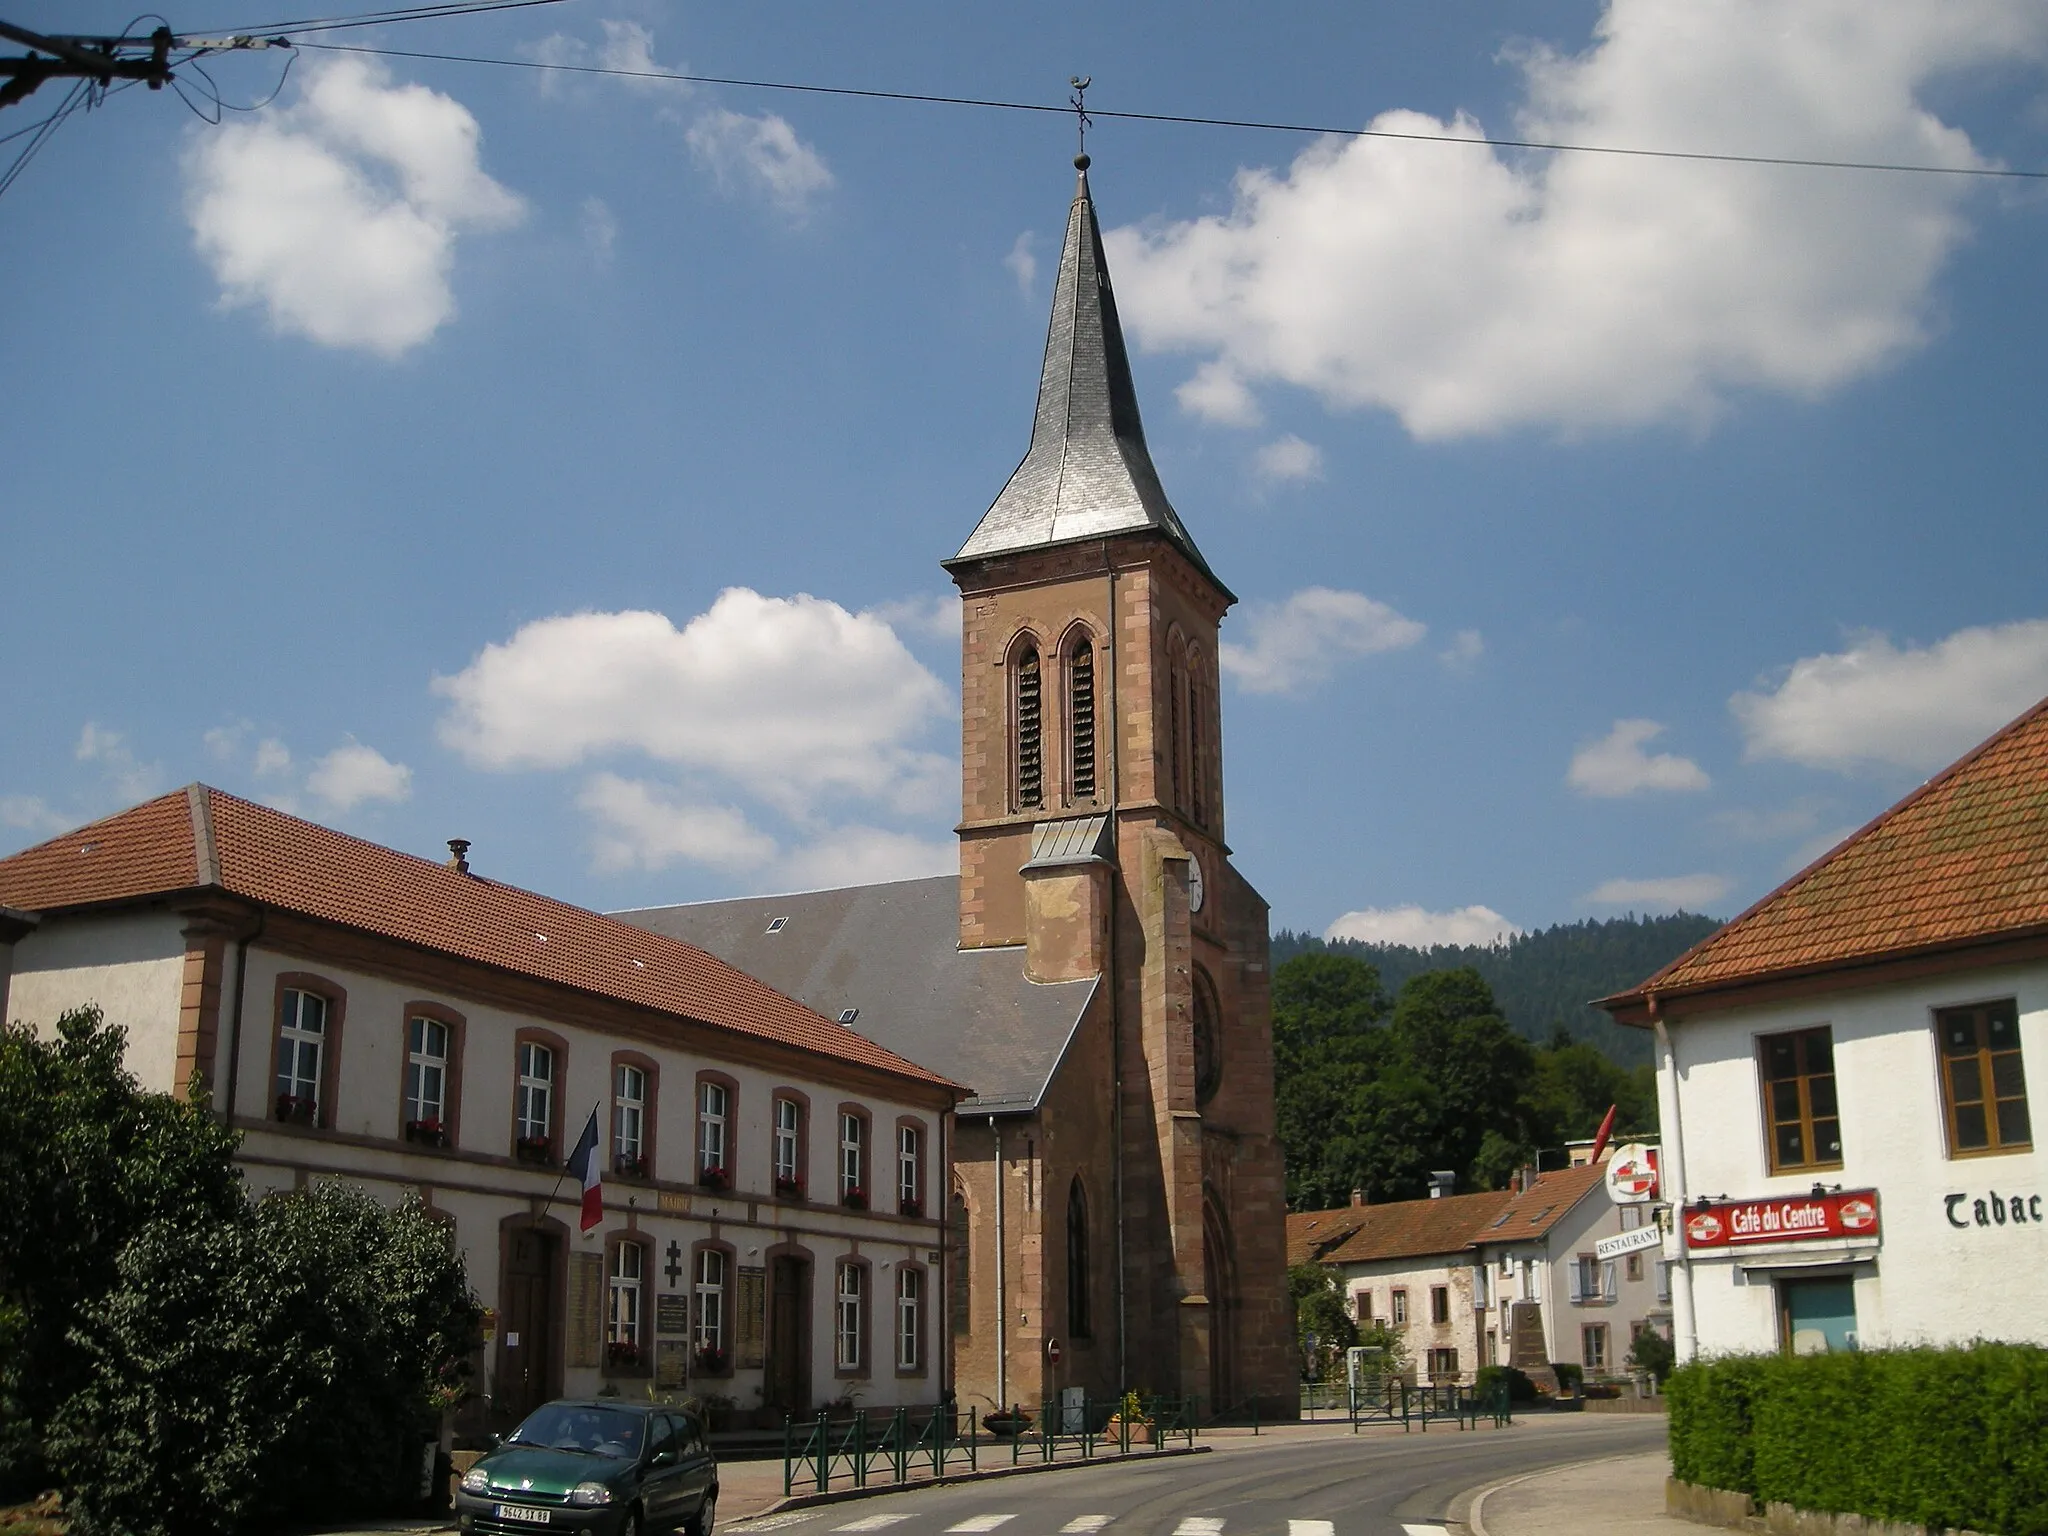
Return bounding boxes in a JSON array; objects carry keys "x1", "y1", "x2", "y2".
[
  {"x1": 726, "y1": 1518, "x2": 817, "y2": 1534},
  {"x1": 1174, "y1": 1521, "x2": 1226, "y2": 1536},
  {"x1": 1061, "y1": 1519, "x2": 1113, "y2": 1533},
  {"x1": 834, "y1": 1518, "x2": 912, "y2": 1532},
  {"x1": 1290, "y1": 1523, "x2": 1335, "y2": 1536},
  {"x1": 946, "y1": 1519, "x2": 1016, "y2": 1534}
]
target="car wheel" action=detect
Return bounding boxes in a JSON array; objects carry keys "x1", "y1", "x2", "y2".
[{"x1": 683, "y1": 1490, "x2": 716, "y2": 1536}]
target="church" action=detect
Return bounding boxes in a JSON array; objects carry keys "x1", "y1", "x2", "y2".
[{"x1": 619, "y1": 153, "x2": 1295, "y2": 1418}]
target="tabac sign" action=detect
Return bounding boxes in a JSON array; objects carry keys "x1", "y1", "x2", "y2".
[{"x1": 1682, "y1": 1189, "x2": 1880, "y2": 1250}]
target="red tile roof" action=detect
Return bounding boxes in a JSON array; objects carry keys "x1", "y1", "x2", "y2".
[
  {"x1": 1286, "y1": 1190, "x2": 1513, "y2": 1266},
  {"x1": 0, "y1": 787, "x2": 958, "y2": 1092},
  {"x1": 1469, "y1": 1161, "x2": 1609, "y2": 1244},
  {"x1": 1607, "y1": 695, "x2": 2048, "y2": 1012}
]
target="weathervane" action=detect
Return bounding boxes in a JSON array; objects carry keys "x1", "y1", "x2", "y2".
[{"x1": 1069, "y1": 75, "x2": 1092, "y2": 161}]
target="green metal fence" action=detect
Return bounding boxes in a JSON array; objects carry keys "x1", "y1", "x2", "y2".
[{"x1": 1346, "y1": 1378, "x2": 1512, "y2": 1433}]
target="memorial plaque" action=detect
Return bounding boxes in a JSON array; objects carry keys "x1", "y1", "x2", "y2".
[
  {"x1": 657, "y1": 1293, "x2": 690, "y2": 1336},
  {"x1": 1508, "y1": 1300, "x2": 1547, "y2": 1369},
  {"x1": 656, "y1": 1338, "x2": 690, "y2": 1391},
  {"x1": 568, "y1": 1252, "x2": 604, "y2": 1368},
  {"x1": 736, "y1": 1265, "x2": 767, "y2": 1368}
]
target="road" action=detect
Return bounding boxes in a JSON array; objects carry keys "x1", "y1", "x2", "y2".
[{"x1": 726, "y1": 1415, "x2": 1667, "y2": 1536}]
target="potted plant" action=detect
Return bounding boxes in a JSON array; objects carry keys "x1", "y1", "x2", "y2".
[
  {"x1": 275, "y1": 1093, "x2": 316, "y2": 1126},
  {"x1": 981, "y1": 1407, "x2": 1033, "y2": 1438},
  {"x1": 1103, "y1": 1390, "x2": 1156, "y2": 1446},
  {"x1": 606, "y1": 1339, "x2": 642, "y2": 1371},
  {"x1": 774, "y1": 1173, "x2": 803, "y2": 1199},
  {"x1": 515, "y1": 1134, "x2": 553, "y2": 1166},
  {"x1": 693, "y1": 1344, "x2": 729, "y2": 1376},
  {"x1": 841, "y1": 1184, "x2": 868, "y2": 1211},
  {"x1": 405, "y1": 1117, "x2": 446, "y2": 1148},
  {"x1": 696, "y1": 1390, "x2": 736, "y2": 1432},
  {"x1": 614, "y1": 1152, "x2": 649, "y2": 1179},
  {"x1": 698, "y1": 1164, "x2": 730, "y2": 1193},
  {"x1": 899, "y1": 1194, "x2": 924, "y2": 1219}
]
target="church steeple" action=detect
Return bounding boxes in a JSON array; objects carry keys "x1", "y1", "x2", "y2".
[{"x1": 949, "y1": 156, "x2": 1229, "y2": 599}]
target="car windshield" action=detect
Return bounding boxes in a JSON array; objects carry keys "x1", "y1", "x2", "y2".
[{"x1": 508, "y1": 1405, "x2": 645, "y2": 1459}]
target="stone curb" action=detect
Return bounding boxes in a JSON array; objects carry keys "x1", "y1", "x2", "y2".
[
  {"x1": 1461, "y1": 1451, "x2": 1664, "y2": 1536},
  {"x1": 738, "y1": 1445, "x2": 1213, "y2": 1522}
]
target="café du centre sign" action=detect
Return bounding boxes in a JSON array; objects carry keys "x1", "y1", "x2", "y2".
[{"x1": 1681, "y1": 1189, "x2": 1881, "y2": 1250}]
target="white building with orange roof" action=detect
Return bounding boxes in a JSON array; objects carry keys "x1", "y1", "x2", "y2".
[
  {"x1": 1603, "y1": 696, "x2": 2048, "y2": 1361},
  {"x1": 0, "y1": 786, "x2": 963, "y2": 1429}
]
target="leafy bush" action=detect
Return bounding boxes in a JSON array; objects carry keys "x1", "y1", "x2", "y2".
[
  {"x1": 1669, "y1": 1345, "x2": 2048, "y2": 1535},
  {"x1": 1552, "y1": 1361, "x2": 1584, "y2": 1395},
  {"x1": 1626, "y1": 1323, "x2": 1675, "y2": 1384},
  {"x1": 1474, "y1": 1364, "x2": 1537, "y2": 1404},
  {"x1": 52, "y1": 1181, "x2": 479, "y2": 1536},
  {"x1": 0, "y1": 1009, "x2": 244, "y2": 1497}
]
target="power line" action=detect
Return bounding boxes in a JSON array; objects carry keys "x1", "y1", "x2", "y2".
[
  {"x1": 293, "y1": 38, "x2": 2048, "y2": 183},
  {"x1": 187, "y1": 0, "x2": 565, "y2": 39}
]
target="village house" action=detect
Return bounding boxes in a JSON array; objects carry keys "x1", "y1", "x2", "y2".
[
  {"x1": 1601, "y1": 694, "x2": 2048, "y2": 1361},
  {"x1": 1289, "y1": 1158, "x2": 1669, "y2": 1384},
  {"x1": 0, "y1": 788, "x2": 962, "y2": 1428}
]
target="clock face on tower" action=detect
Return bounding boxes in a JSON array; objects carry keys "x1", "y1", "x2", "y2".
[{"x1": 1187, "y1": 853, "x2": 1206, "y2": 914}]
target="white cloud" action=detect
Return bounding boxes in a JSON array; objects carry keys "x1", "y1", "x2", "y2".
[
  {"x1": 1253, "y1": 434, "x2": 1324, "y2": 484},
  {"x1": 75, "y1": 723, "x2": 162, "y2": 802},
  {"x1": 582, "y1": 196, "x2": 618, "y2": 264},
  {"x1": 1175, "y1": 360, "x2": 1263, "y2": 428},
  {"x1": 1713, "y1": 799, "x2": 1825, "y2": 843},
  {"x1": 1731, "y1": 619, "x2": 2048, "y2": 773},
  {"x1": 306, "y1": 740, "x2": 413, "y2": 811},
  {"x1": 1219, "y1": 587, "x2": 1426, "y2": 694},
  {"x1": 1584, "y1": 873, "x2": 1732, "y2": 909},
  {"x1": 253, "y1": 738, "x2": 293, "y2": 777},
  {"x1": 1440, "y1": 629, "x2": 1485, "y2": 671},
  {"x1": 0, "y1": 795, "x2": 68, "y2": 837},
  {"x1": 867, "y1": 594, "x2": 962, "y2": 644},
  {"x1": 1004, "y1": 232, "x2": 1037, "y2": 295},
  {"x1": 436, "y1": 589, "x2": 952, "y2": 817},
  {"x1": 1783, "y1": 823, "x2": 1861, "y2": 874},
  {"x1": 579, "y1": 773, "x2": 776, "y2": 874},
  {"x1": 687, "y1": 108, "x2": 834, "y2": 216},
  {"x1": 184, "y1": 56, "x2": 524, "y2": 357},
  {"x1": 1567, "y1": 718, "x2": 1711, "y2": 797},
  {"x1": 777, "y1": 826, "x2": 956, "y2": 890},
  {"x1": 1106, "y1": 2, "x2": 2048, "y2": 439},
  {"x1": 1326, "y1": 903, "x2": 1523, "y2": 948}
]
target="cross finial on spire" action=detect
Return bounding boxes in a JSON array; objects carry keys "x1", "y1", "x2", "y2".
[{"x1": 1069, "y1": 75, "x2": 1092, "y2": 164}]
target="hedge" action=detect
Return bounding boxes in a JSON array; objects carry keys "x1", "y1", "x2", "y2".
[{"x1": 1668, "y1": 1343, "x2": 2048, "y2": 1535}]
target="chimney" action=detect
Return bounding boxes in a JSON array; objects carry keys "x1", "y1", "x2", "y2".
[
  {"x1": 1429, "y1": 1170, "x2": 1456, "y2": 1199},
  {"x1": 1518, "y1": 1165, "x2": 1539, "y2": 1194},
  {"x1": 1350, "y1": 1188, "x2": 1367, "y2": 1208},
  {"x1": 446, "y1": 838, "x2": 472, "y2": 875}
]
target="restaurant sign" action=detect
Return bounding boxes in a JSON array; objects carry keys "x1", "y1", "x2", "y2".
[{"x1": 1682, "y1": 1189, "x2": 1879, "y2": 1250}]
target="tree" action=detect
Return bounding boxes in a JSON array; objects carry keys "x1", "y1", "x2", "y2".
[
  {"x1": 0, "y1": 1008, "x2": 243, "y2": 1496},
  {"x1": 1287, "y1": 1264, "x2": 1357, "y2": 1383}
]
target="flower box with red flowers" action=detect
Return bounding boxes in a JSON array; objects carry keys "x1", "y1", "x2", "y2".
[
  {"x1": 605, "y1": 1340, "x2": 642, "y2": 1370},
  {"x1": 514, "y1": 1135, "x2": 554, "y2": 1166},
  {"x1": 899, "y1": 1195, "x2": 924, "y2": 1219},
  {"x1": 841, "y1": 1186, "x2": 868, "y2": 1211},
  {"x1": 698, "y1": 1164, "x2": 730, "y2": 1192},
  {"x1": 694, "y1": 1345, "x2": 729, "y2": 1375},
  {"x1": 774, "y1": 1174, "x2": 803, "y2": 1199},
  {"x1": 274, "y1": 1094, "x2": 316, "y2": 1126},
  {"x1": 404, "y1": 1118, "x2": 446, "y2": 1148},
  {"x1": 613, "y1": 1152, "x2": 649, "y2": 1180}
]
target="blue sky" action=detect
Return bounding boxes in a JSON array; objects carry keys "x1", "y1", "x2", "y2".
[{"x1": 6, "y1": 1, "x2": 2048, "y2": 945}]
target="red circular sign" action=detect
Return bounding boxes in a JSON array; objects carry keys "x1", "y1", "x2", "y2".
[{"x1": 1047, "y1": 1338, "x2": 1062, "y2": 1364}]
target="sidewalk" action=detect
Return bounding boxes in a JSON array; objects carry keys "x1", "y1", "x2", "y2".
[{"x1": 1468, "y1": 1450, "x2": 1686, "y2": 1536}]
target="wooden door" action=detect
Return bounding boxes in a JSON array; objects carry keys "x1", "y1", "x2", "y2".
[
  {"x1": 766, "y1": 1256, "x2": 809, "y2": 1415},
  {"x1": 499, "y1": 1227, "x2": 558, "y2": 1424}
]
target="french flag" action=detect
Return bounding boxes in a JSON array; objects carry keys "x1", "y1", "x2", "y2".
[{"x1": 566, "y1": 1108, "x2": 604, "y2": 1232}]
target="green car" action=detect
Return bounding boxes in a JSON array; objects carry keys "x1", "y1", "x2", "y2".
[{"x1": 457, "y1": 1400, "x2": 718, "y2": 1536}]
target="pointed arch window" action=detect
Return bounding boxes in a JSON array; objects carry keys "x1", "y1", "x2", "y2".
[
  {"x1": 1187, "y1": 648, "x2": 1208, "y2": 827},
  {"x1": 1167, "y1": 639, "x2": 1189, "y2": 812},
  {"x1": 1067, "y1": 633, "x2": 1096, "y2": 802},
  {"x1": 1066, "y1": 1176, "x2": 1092, "y2": 1339},
  {"x1": 1013, "y1": 640, "x2": 1044, "y2": 811}
]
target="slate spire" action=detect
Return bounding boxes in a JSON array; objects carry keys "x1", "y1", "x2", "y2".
[{"x1": 950, "y1": 156, "x2": 1227, "y2": 596}]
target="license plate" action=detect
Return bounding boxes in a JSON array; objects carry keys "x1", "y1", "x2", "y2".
[{"x1": 495, "y1": 1505, "x2": 553, "y2": 1525}]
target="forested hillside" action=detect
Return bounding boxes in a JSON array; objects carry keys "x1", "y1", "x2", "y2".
[{"x1": 1271, "y1": 912, "x2": 1722, "y2": 1065}]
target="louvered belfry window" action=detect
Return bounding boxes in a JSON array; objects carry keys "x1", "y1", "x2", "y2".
[
  {"x1": 1188, "y1": 664, "x2": 1207, "y2": 826},
  {"x1": 1068, "y1": 636, "x2": 1096, "y2": 801},
  {"x1": 1015, "y1": 643, "x2": 1044, "y2": 810}
]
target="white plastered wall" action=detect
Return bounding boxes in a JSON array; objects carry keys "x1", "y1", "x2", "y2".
[
  {"x1": 1665, "y1": 959, "x2": 2048, "y2": 1356},
  {"x1": 7, "y1": 911, "x2": 188, "y2": 1092}
]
